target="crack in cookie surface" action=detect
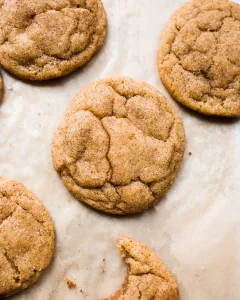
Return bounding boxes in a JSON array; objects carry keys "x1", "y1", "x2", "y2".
[
  {"x1": 100, "y1": 237, "x2": 179, "y2": 300},
  {"x1": 0, "y1": 0, "x2": 107, "y2": 80},
  {"x1": 158, "y1": 0, "x2": 240, "y2": 116},
  {"x1": 2, "y1": 248, "x2": 20, "y2": 281},
  {"x1": 0, "y1": 178, "x2": 55, "y2": 298},
  {"x1": 52, "y1": 76, "x2": 185, "y2": 215}
]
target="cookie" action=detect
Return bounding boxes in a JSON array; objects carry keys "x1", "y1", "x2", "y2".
[
  {"x1": 52, "y1": 76, "x2": 185, "y2": 215},
  {"x1": 0, "y1": 178, "x2": 55, "y2": 298},
  {"x1": 101, "y1": 237, "x2": 179, "y2": 300},
  {"x1": 0, "y1": 0, "x2": 107, "y2": 81},
  {"x1": 0, "y1": 73, "x2": 3, "y2": 100},
  {"x1": 158, "y1": 0, "x2": 240, "y2": 117}
]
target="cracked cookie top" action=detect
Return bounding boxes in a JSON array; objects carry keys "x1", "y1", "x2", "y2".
[
  {"x1": 0, "y1": 0, "x2": 107, "y2": 80},
  {"x1": 0, "y1": 178, "x2": 55, "y2": 298},
  {"x1": 52, "y1": 76, "x2": 185, "y2": 215},
  {"x1": 158, "y1": 0, "x2": 240, "y2": 116},
  {"x1": 101, "y1": 237, "x2": 179, "y2": 300}
]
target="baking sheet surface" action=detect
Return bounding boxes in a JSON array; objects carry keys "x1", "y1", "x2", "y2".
[{"x1": 1, "y1": 0, "x2": 240, "y2": 299}]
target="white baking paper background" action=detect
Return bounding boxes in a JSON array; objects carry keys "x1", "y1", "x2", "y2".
[{"x1": 1, "y1": 0, "x2": 240, "y2": 299}]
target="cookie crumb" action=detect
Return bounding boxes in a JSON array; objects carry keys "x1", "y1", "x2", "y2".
[
  {"x1": 65, "y1": 277, "x2": 77, "y2": 289},
  {"x1": 188, "y1": 152, "x2": 192, "y2": 156},
  {"x1": 100, "y1": 258, "x2": 106, "y2": 274}
]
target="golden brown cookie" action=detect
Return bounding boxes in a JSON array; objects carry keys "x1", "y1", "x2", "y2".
[
  {"x1": 0, "y1": 0, "x2": 107, "y2": 81},
  {"x1": 0, "y1": 73, "x2": 3, "y2": 100},
  {"x1": 52, "y1": 76, "x2": 185, "y2": 215},
  {"x1": 0, "y1": 178, "x2": 55, "y2": 298},
  {"x1": 101, "y1": 237, "x2": 179, "y2": 300},
  {"x1": 158, "y1": 0, "x2": 240, "y2": 117}
]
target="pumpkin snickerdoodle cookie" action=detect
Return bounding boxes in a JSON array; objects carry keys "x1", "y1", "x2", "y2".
[
  {"x1": 101, "y1": 237, "x2": 179, "y2": 300},
  {"x1": 0, "y1": 73, "x2": 3, "y2": 100},
  {"x1": 0, "y1": 0, "x2": 107, "y2": 81},
  {"x1": 0, "y1": 178, "x2": 55, "y2": 298},
  {"x1": 158, "y1": 0, "x2": 240, "y2": 117},
  {"x1": 52, "y1": 76, "x2": 185, "y2": 215}
]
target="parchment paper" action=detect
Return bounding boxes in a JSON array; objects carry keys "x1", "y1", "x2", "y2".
[{"x1": 1, "y1": 0, "x2": 240, "y2": 299}]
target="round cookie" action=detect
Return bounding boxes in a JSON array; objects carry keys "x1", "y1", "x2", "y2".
[
  {"x1": 0, "y1": 73, "x2": 3, "y2": 100},
  {"x1": 101, "y1": 237, "x2": 179, "y2": 300},
  {"x1": 0, "y1": 0, "x2": 107, "y2": 81},
  {"x1": 52, "y1": 76, "x2": 185, "y2": 215},
  {"x1": 158, "y1": 0, "x2": 240, "y2": 117},
  {"x1": 0, "y1": 178, "x2": 55, "y2": 298}
]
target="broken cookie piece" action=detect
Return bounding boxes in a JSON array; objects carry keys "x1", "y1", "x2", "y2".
[{"x1": 100, "y1": 237, "x2": 179, "y2": 300}]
